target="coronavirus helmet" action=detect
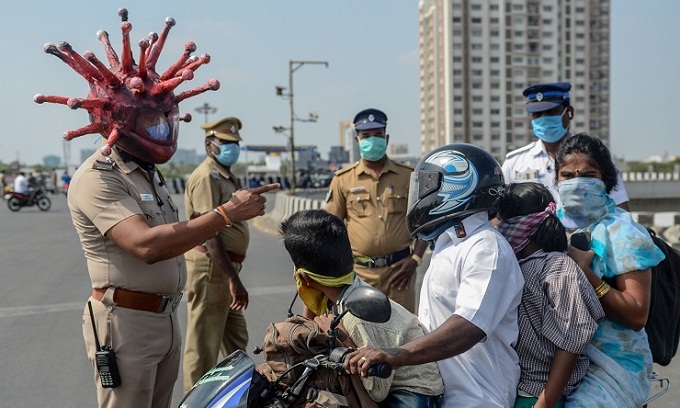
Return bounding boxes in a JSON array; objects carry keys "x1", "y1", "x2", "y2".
[
  {"x1": 34, "y1": 8, "x2": 220, "y2": 164},
  {"x1": 406, "y1": 144, "x2": 504, "y2": 242}
]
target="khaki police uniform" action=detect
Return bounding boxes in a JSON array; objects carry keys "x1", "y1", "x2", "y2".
[
  {"x1": 68, "y1": 148, "x2": 184, "y2": 408},
  {"x1": 325, "y1": 158, "x2": 417, "y2": 312},
  {"x1": 502, "y1": 137, "x2": 629, "y2": 206},
  {"x1": 182, "y1": 117, "x2": 250, "y2": 393}
]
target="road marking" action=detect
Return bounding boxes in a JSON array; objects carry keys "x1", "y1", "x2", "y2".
[{"x1": 0, "y1": 285, "x2": 297, "y2": 319}]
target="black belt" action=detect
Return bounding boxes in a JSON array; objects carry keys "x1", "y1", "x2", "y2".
[{"x1": 355, "y1": 247, "x2": 411, "y2": 268}]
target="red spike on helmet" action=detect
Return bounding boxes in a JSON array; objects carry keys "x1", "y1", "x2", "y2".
[{"x1": 34, "y1": 7, "x2": 221, "y2": 164}]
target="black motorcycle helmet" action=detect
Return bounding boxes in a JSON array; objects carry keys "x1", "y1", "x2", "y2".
[{"x1": 406, "y1": 143, "x2": 504, "y2": 241}]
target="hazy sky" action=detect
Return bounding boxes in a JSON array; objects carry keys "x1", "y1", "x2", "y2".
[{"x1": 0, "y1": 1, "x2": 677, "y2": 166}]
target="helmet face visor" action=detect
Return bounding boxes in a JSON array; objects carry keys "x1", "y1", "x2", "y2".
[
  {"x1": 134, "y1": 107, "x2": 180, "y2": 144},
  {"x1": 407, "y1": 169, "x2": 442, "y2": 214}
]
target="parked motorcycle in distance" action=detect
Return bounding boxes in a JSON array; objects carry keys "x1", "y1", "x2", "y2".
[
  {"x1": 178, "y1": 285, "x2": 393, "y2": 408},
  {"x1": 6, "y1": 189, "x2": 52, "y2": 212}
]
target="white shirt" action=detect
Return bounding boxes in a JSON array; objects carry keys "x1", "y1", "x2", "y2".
[
  {"x1": 502, "y1": 138, "x2": 629, "y2": 206},
  {"x1": 13, "y1": 174, "x2": 28, "y2": 194},
  {"x1": 418, "y1": 212, "x2": 524, "y2": 408}
]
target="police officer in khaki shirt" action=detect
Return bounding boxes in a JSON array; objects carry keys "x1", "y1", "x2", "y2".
[
  {"x1": 182, "y1": 117, "x2": 251, "y2": 393},
  {"x1": 325, "y1": 108, "x2": 427, "y2": 313},
  {"x1": 69, "y1": 141, "x2": 277, "y2": 407}
]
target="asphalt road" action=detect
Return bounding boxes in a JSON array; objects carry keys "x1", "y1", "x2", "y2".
[{"x1": 0, "y1": 193, "x2": 677, "y2": 407}]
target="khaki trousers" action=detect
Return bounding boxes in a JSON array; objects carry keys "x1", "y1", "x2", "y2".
[
  {"x1": 354, "y1": 263, "x2": 416, "y2": 313},
  {"x1": 83, "y1": 288, "x2": 181, "y2": 408},
  {"x1": 182, "y1": 255, "x2": 248, "y2": 394}
]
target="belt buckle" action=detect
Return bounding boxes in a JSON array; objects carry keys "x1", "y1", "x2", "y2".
[
  {"x1": 374, "y1": 258, "x2": 387, "y2": 267},
  {"x1": 157, "y1": 293, "x2": 183, "y2": 313}
]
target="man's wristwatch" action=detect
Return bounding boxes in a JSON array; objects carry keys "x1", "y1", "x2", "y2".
[{"x1": 411, "y1": 253, "x2": 423, "y2": 266}]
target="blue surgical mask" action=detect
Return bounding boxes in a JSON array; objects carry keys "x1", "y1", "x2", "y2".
[
  {"x1": 359, "y1": 136, "x2": 387, "y2": 161},
  {"x1": 531, "y1": 109, "x2": 568, "y2": 143},
  {"x1": 556, "y1": 177, "x2": 612, "y2": 229},
  {"x1": 212, "y1": 142, "x2": 240, "y2": 166}
]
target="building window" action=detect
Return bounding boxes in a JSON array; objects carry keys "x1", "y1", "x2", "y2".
[
  {"x1": 471, "y1": 17, "x2": 482, "y2": 24},
  {"x1": 472, "y1": 95, "x2": 483, "y2": 102},
  {"x1": 473, "y1": 122, "x2": 483, "y2": 128}
]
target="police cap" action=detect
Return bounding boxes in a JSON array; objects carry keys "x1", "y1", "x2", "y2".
[
  {"x1": 523, "y1": 82, "x2": 571, "y2": 113},
  {"x1": 200, "y1": 117, "x2": 242, "y2": 141},
  {"x1": 353, "y1": 108, "x2": 387, "y2": 131}
]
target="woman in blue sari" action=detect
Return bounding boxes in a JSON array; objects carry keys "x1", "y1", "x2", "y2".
[{"x1": 555, "y1": 133, "x2": 665, "y2": 408}]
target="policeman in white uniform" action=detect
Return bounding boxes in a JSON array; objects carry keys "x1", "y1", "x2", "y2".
[{"x1": 502, "y1": 82, "x2": 630, "y2": 210}]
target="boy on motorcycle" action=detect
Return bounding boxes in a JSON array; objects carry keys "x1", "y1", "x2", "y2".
[{"x1": 280, "y1": 210, "x2": 444, "y2": 408}]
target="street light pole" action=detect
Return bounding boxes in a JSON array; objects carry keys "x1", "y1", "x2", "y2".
[
  {"x1": 195, "y1": 102, "x2": 217, "y2": 123},
  {"x1": 287, "y1": 60, "x2": 328, "y2": 195}
]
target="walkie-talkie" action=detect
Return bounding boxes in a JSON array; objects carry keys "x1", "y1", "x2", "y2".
[{"x1": 88, "y1": 301, "x2": 121, "y2": 388}]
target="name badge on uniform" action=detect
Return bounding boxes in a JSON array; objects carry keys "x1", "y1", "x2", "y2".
[
  {"x1": 515, "y1": 169, "x2": 540, "y2": 181},
  {"x1": 349, "y1": 186, "x2": 367, "y2": 193},
  {"x1": 140, "y1": 193, "x2": 154, "y2": 202}
]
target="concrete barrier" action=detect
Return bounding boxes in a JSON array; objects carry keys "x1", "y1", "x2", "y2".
[
  {"x1": 268, "y1": 191, "x2": 324, "y2": 225},
  {"x1": 264, "y1": 192, "x2": 679, "y2": 248}
]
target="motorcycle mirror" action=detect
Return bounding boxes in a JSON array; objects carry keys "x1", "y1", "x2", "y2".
[{"x1": 341, "y1": 286, "x2": 392, "y2": 323}]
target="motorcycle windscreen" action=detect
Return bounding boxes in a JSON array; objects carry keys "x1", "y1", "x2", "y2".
[{"x1": 179, "y1": 350, "x2": 256, "y2": 408}]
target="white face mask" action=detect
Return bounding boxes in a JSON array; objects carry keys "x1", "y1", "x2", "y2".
[{"x1": 556, "y1": 177, "x2": 608, "y2": 229}]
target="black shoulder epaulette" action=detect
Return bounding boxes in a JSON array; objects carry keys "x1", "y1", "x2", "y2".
[{"x1": 93, "y1": 157, "x2": 114, "y2": 171}]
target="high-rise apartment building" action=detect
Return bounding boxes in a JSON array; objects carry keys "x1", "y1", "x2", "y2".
[{"x1": 418, "y1": 0, "x2": 610, "y2": 160}]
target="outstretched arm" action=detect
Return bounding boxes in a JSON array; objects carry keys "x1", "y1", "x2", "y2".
[
  {"x1": 344, "y1": 314, "x2": 485, "y2": 376},
  {"x1": 107, "y1": 183, "x2": 278, "y2": 263}
]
